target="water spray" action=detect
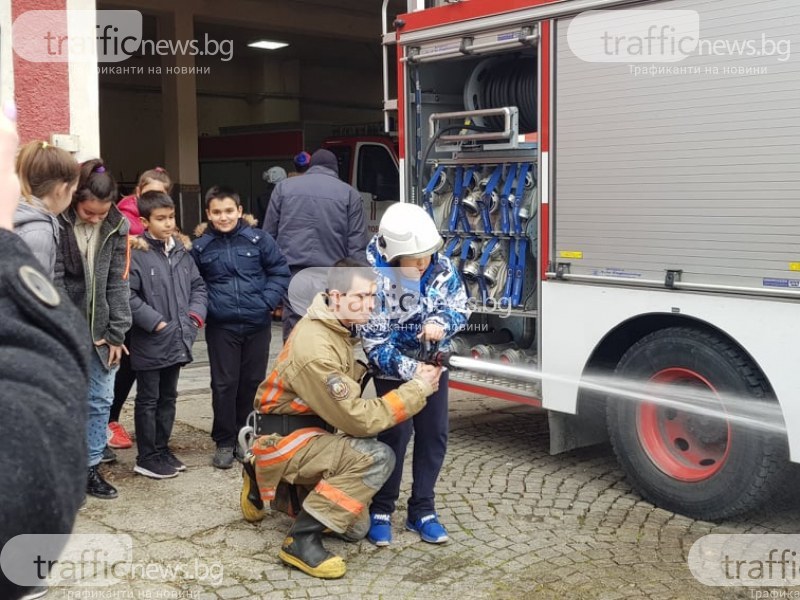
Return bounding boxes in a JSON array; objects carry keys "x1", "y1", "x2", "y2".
[{"x1": 423, "y1": 348, "x2": 786, "y2": 435}]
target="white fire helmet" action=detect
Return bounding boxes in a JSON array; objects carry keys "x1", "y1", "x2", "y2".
[{"x1": 377, "y1": 202, "x2": 443, "y2": 263}]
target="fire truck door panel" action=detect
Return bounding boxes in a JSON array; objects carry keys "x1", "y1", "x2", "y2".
[{"x1": 553, "y1": 0, "x2": 800, "y2": 289}]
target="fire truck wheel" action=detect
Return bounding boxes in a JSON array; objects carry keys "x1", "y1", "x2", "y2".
[{"x1": 606, "y1": 326, "x2": 787, "y2": 521}]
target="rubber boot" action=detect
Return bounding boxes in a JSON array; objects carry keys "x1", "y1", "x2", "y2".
[
  {"x1": 240, "y1": 456, "x2": 265, "y2": 523},
  {"x1": 278, "y1": 510, "x2": 346, "y2": 579}
]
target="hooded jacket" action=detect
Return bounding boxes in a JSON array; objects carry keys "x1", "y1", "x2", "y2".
[
  {"x1": 128, "y1": 233, "x2": 207, "y2": 371},
  {"x1": 12, "y1": 197, "x2": 61, "y2": 281},
  {"x1": 117, "y1": 194, "x2": 145, "y2": 236},
  {"x1": 360, "y1": 235, "x2": 470, "y2": 381},
  {"x1": 57, "y1": 204, "x2": 132, "y2": 370},
  {"x1": 191, "y1": 215, "x2": 290, "y2": 331},
  {"x1": 262, "y1": 163, "x2": 368, "y2": 270}
]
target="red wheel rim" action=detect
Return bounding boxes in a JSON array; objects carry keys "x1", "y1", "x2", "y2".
[{"x1": 637, "y1": 367, "x2": 731, "y2": 482}]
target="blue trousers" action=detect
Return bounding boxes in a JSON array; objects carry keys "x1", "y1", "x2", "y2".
[
  {"x1": 370, "y1": 370, "x2": 449, "y2": 522},
  {"x1": 87, "y1": 352, "x2": 118, "y2": 467}
]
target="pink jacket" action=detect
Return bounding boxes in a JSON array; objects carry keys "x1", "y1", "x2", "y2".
[{"x1": 117, "y1": 195, "x2": 144, "y2": 236}]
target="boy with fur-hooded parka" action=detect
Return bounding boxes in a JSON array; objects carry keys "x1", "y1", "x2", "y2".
[
  {"x1": 128, "y1": 191, "x2": 207, "y2": 479},
  {"x1": 191, "y1": 185, "x2": 290, "y2": 469}
]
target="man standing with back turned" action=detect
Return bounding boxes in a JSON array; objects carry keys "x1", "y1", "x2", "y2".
[{"x1": 262, "y1": 148, "x2": 367, "y2": 341}]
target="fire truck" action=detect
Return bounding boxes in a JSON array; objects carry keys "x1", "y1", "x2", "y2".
[{"x1": 383, "y1": 0, "x2": 800, "y2": 520}]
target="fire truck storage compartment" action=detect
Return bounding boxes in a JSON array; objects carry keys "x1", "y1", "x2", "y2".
[
  {"x1": 553, "y1": 0, "x2": 800, "y2": 290},
  {"x1": 405, "y1": 37, "x2": 540, "y2": 396}
]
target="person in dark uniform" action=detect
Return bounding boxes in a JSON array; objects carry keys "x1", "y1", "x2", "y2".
[{"x1": 0, "y1": 108, "x2": 90, "y2": 599}]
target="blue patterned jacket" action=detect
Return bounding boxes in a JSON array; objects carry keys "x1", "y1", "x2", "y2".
[{"x1": 361, "y1": 236, "x2": 470, "y2": 381}]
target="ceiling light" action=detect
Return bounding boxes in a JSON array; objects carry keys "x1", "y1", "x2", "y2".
[{"x1": 248, "y1": 40, "x2": 289, "y2": 51}]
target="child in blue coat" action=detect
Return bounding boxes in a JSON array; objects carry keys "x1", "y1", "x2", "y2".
[
  {"x1": 361, "y1": 202, "x2": 469, "y2": 546},
  {"x1": 191, "y1": 186, "x2": 290, "y2": 469}
]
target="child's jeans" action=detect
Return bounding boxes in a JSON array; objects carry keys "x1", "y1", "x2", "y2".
[
  {"x1": 87, "y1": 352, "x2": 119, "y2": 467},
  {"x1": 134, "y1": 365, "x2": 181, "y2": 462}
]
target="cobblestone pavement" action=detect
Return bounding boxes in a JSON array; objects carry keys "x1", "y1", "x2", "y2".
[{"x1": 48, "y1": 326, "x2": 800, "y2": 600}]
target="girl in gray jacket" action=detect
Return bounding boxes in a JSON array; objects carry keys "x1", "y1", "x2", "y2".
[
  {"x1": 58, "y1": 159, "x2": 132, "y2": 500},
  {"x1": 12, "y1": 141, "x2": 79, "y2": 281}
]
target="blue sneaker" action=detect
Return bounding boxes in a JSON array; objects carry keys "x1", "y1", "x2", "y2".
[
  {"x1": 367, "y1": 513, "x2": 392, "y2": 546},
  {"x1": 406, "y1": 514, "x2": 449, "y2": 544}
]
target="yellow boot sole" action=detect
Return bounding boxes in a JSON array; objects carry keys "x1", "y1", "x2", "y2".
[
  {"x1": 240, "y1": 467, "x2": 265, "y2": 523},
  {"x1": 278, "y1": 549, "x2": 346, "y2": 579}
]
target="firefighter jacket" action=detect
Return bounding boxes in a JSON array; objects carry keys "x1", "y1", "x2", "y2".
[{"x1": 252, "y1": 292, "x2": 434, "y2": 500}]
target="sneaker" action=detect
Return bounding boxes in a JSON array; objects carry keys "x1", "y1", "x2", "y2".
[
  {"x1": 212, "y1": 446, "x2": 235, "y2": 469},
  {"x1": 367, "y1": 513, "x2": 392, "y2": 546},
  {"x1": 161, "y1": 449, "x2": 186, "y2": 472},
  {"x1": 107, "y1": 422, "x2": 133, "y2": 449},
  {"x1": 406, "y1": 514, "x2": 449, "y2": 544},
  {"x1": 134, "y1": 457, "x2": 178, "y2": 480},
  {"x1": 100, "y1": 446, "x2": 117, "y2": 464}
]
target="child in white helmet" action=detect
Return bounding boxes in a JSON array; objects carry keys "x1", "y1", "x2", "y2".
[{"x1": 360, "y1": 202, "x2": 470, "y2": 546}]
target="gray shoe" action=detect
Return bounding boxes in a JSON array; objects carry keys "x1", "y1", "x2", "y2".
[
  {"x1": 100, "y1": 446, "x2": 117, "y2": 464},
  {"x1": 213, "y1": 446, "x2": 235, "y2": 469}
]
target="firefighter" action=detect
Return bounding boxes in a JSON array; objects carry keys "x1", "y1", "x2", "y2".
[{"x1": 240, "y1": 257, "x2": 442, "y2": 579}]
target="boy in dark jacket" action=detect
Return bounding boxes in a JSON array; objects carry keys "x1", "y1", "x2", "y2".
[
  {"x1": 129, "y1": 192, "x2": 207, "y2": 479},
  {"x1": 192, "y1": 186, "x2": 290, "y2": 469}
]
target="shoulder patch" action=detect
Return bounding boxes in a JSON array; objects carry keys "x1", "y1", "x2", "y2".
[{"x1": 325, "y1": 373, "x2": 350, "y2": 400}]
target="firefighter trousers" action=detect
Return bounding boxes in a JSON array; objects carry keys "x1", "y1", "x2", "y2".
[{"x1": 254, "y1": 431, "x2": 395, "y2": 536}]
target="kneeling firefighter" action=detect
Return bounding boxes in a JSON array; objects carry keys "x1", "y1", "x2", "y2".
[{"x1": 240, "y1": 257, "x2": 442, "y2": 579}]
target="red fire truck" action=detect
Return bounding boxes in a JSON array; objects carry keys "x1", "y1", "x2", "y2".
[{"x1": 384, "y1": 0, "x2": 800, "y2": 519}]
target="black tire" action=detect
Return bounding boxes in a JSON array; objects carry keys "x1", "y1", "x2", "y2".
[{"x1": 606, "y1": 326, "x2": 787, "y2": 521}]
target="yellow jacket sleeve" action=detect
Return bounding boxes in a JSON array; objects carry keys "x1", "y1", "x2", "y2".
[{"x1": 291, "y1": 358, "x2": 432, "y2": 437}]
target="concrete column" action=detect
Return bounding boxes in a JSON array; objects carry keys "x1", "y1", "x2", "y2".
[
  {"x1": 159, "y1": 10, "x2": 201, "y2": 232},
  {"x1": 67, "y1": 0, "x2": 100, "y2": 160}
]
